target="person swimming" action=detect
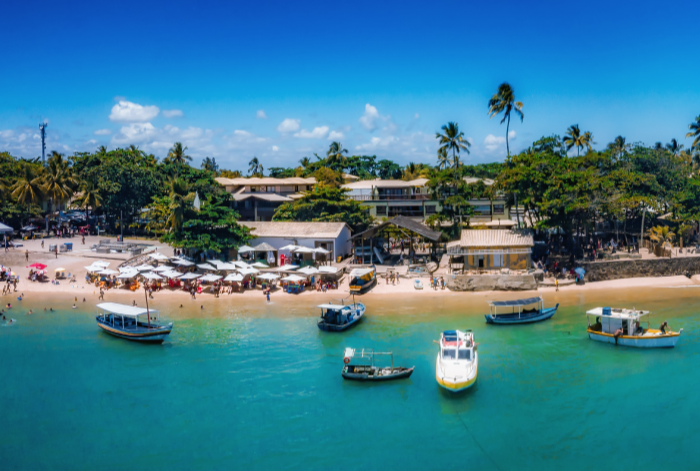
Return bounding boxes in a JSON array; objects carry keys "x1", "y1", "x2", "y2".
[
  {"x1": 28, "y1": 310, "x2": 33, "y2": 315},
  {"x1": 72, "y1": 304, "x2": 77, "y2": 309},
  {"x1": 6, "y1": 303, "x2": 11, "y2": 308}
]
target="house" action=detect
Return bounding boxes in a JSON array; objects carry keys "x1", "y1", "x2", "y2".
[
  {"x1": 239, "y1": 221, "x2": 352, "y2": 262},
  {"x1": 215, "y1": 177, "x2": 316, "y2": 221},
  {"x1": 447, "y1": 229, "x2": 534, "y2": 271}
]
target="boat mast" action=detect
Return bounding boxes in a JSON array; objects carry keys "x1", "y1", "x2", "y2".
[{"x1": 144, "y1": 284, "x2": 151, "y2": 328}]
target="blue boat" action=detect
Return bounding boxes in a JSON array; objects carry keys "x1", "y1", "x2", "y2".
[
  {"x1": 96, "y1": 302, "x2": 173, "y2": 343},
  {"x1": 485, "y1": 297, "x2": 559, "y2": 325},
  {"x1": 317, "y1": 301, "x2": 365, "y2": 332}
]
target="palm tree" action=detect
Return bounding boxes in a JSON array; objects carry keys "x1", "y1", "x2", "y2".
[
  {"x1": 436, "y1": 147, "x2": 450, "y2": 170},
  {"x1": 687, "y1": 115, "x2": 700, "y2": 152},
  {"x1": 487, "y1": 82, "x2": 524, "y2": 157},
  {"x1": 166, "y1": 142, "x2": 191, "y2": 165},
  {"x1": 43, "y1": 152, "x2": 77, "y2": 211},
  {"x1": 564, "y1": 125, "x2": 585, "y2": 156},
  {"x1": 248, "y1": 157, "x2": 263, "y2": 176},
  {"x1": 166, "y1": 178, "x2": 190, "y2": 232},
  {"x1": 436, "y1": 122, "x2": 470, "y2": 180},
  {"x1": 581, "y1": 131, "x2": 596, "y2": 153},
  {"x1": 326, "y1": 141, "x2": 348, "y2": 171},
  {"x1": 299, "y1": 157, "x2": 310, "y2": 168},
  {"x1": 97, "y1": 145, "x2": 107, "y2": 155},
  {"x1": 647, "y1": 225, "x2": 675, "y2": 254},
  {"x1": 11, "y1": 162, "x2": 44, "y2": 222},
  {"x1": 653, "y1": 142, "x2": 664, "y2": 152},
  {"x1": 666, "y1": 138, "x2": 684, "y2": 156},
  {"x1": 607, "y1": 136, "x2": 628, "y2": 161},
  {"x1": 73, "y1": 179, "x2": 102, "y2": 224}
]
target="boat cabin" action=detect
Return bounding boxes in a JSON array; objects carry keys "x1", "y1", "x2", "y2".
[
  {"x1": 586, "y1": 307, "x2": 650, "y2": 336},
  {"x1": 439, "y1": 330, "x2": 474, "y2": 361},
  {"x1": 318, "y1": 303, "x2": 353, "y2": 324},
  {"x1": 488, "y1": 296, "x2": 543, "y2": 318},
  {"x1": 349, "y1": 267, "x2": 376, "y2": 293},
  {"x1": 95, "y1": 302, "x2": 173, "y2": 343}
]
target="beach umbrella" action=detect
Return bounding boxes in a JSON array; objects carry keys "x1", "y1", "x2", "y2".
[
  {"x1": 173, "y1": 259, "x2": 194, "y2": 267},
  {"x1": 237, "y1": 245, "x2": 254, "y2": 253},
  {"x1": 97, "y1": 269, "x2": 119, "y2": 275},
  {"x1": 297, "y1": 266, "x2": 319, "y2": 275},
  {"x1": 278, "y1": 244, "x2": 300, "y2": 251},
  {"x1": 148, "y1": 252, "x2": 170, "y2": 261},
  {"x1": 117, "y1": 271, "x2": 138, "y2": 279},
  {"x1": 141, "y1": 272, "x2": 163, "y2": 280},
  {"x1": 251, "y1": 262, "x2": 269, "y2": 268},
  {"x1": 197, "y1": 263, "x2": 217, "y2": 271},
  {"x1": 224, "y1": 273, "x2": 244, "y2": 282},
  {"x1": 92, "y1": 261, "x2": 110, "y2": 267},
  {"x1": 179, "y1": 273, "x2": 202, "y2": 280},
  {"x1": 293, "y1": 247, "x2": 315, "y2": 254},
  {"x1": 85, "y1": 265, "x2": 103, "y2": 272},
  {"x1": 54, "y1": 268, "x2": 66, "y2": 272},
  {"x1": 21, "y1": 225, "x2": 38, "y2": 231},
  {"x1": 318, "y1": 266, "x2": 339, "y2": 274},
  {"x1": 314, "y1": 247, "x2": 330, "y2": 254},
  {"x1": 134, "y1": 264, "x2": 155, "y2": 271},
  {"x1": 200, "y1": 274, "x2": 223, "y2": 282},
  {"x1": 257, "y1": 273, "x2": 280, "y2": 281},
  {"x1": 234, "y1": 261, "x2": 251, "y2": 269},
  {"x1": 281, "y1": 274, "x2": 306, "y2": 282},
  {"x1": 28, "y1": 263, "x2": 47, "y2": 270},
  {"x1": 161, "y1": 270, "x2": 183, "y2": 279},
  {"x1": 0, "y1": 222, "x2": 14, "y2": 233},
  {"x1": 238, "y1": 268, "x2": 259, "y2": 276},
  {"x1": 153, "y1": 266, "x2": 174, "y2": 273},
  {"x1": 217, "y1": 262, "x2": 238, "y2": 271}
]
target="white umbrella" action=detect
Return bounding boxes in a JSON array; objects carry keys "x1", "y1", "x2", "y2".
[
  {"x1": 134, "y1": 264, "x2": 155, "y2": 271},
  {"x1": 318, "y1": 266, "x2": 339, "y2": 274},
  {"x1": 197, "y1": 263, "x2": 217, "y2": 270},
  {"x1": 153, "y1": 266, "x2": 174, "y2": 273},
  {"x1": 238, "y1": 268, "x2": 259, "y2": 276},
  {"x1": 200, "y1": 274, "x2": 223, "y2": 282},
  {"x1": 141, "y1": 272, "x2": 163, "y2": 280},
  {"x1": 0, "y1": 222, "x2": 14, "y2": 233},
  {"x1": 281, "y1": 274, "x2": 306, "y2": 282},
  {"x1": 234, "y1": 261, "x2": 251, "y2": 269},
  {"x1": 217, "y1": 262, "x2": 238, "y2": 271},
  {"x1": 117, "y1": 271, "x2": 138, "y2": 279},
  {"x1": 179, "y1": 273, "x2": 202, "y2": 280},
  {"x1": 314, "y1": 247, "x2": 330, "y2": 254},
  {"x1": 297, "y1": 266, "x2": 319, "y2": 275},
  {"x1": 293, "y1": 247, "x2": 316, "y2": 254},
  {"x1": 92, "y1": 261, "x2": 110, "y2": 267},
  {"x1": 238, "y1": 245, "x2": 254, "y2": 253},
  {"x1": 97, "y1": 269, "x2": 119, "y2": 275},
  {"x1": 207, "y1": 260, "x2": 226, "y2": 268},
  {"x1": 224, "y1": 273, "x2": 244, "y2": 282},
  {"x1": 148, "y1": 253, "x2": 170, "y2": 261},
  {"x1": 85, "y1": 265, "x2": 104, "y2": 272},
  {"x1": 161, "y1": 271, "x2": 183, "y2": 279},
  {"x1": 251, "y1": 262, "x2": 269, "y2": 268},
  {"x1": 173, "y1": 259, "x2": 194, "y2": 267},
  {"x1": 257, "y1": 273, "x2": 279, "y2": 281},
  {"x1": 278, "y1": 244, "x2": 300, "y2": 251}
]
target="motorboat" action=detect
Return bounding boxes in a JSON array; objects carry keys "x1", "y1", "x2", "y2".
[
  {"x1": 586, "y1": 307, "x2": 683, "y2": 348},
  {"x1": 414, "y1": 279, "x2": 423, "y2": 290},
  {"x1": 317, "y1": 301, "x2": 365, "y2": 332},
  {"x1": 485, "y1": 296, "x2": 559, "y2": 325},
  {"x1": 435, "y1": 330, "x2": 478, "y2": 392},
  {"x1": 96, "y1": 302, "x2": 172, "y2": 343},
  {"x1": 341, "y1": 348, "x2": 414, "y2": 381},
  {"x1": 349, "y1": 266, "x2": 376, "y2": 294}
]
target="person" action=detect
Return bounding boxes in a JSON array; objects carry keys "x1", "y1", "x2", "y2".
[
  {"x1": 200, "y1": 305, "x2": 204, "y2": 310},
  {"x1": 44, "y1": 308, "x2": 47, "y2": 311},
  {"x1": 99, "y1": 289, "x2": 104, "y2": 301},
  {"x1": 180, "y1": 304, "x2": 183, "y2": 308},
  {"x1": 266, "y1": 291, "x2": 270, "y2": 303},
  {"x1": 555, "y1": 278, "x2": 559, "y2": 292},
  {"x1": 28, "y1": 310, "x2": 32, "y2": 315},
  {"x1": 72, "y1": 304, "x2": 77, "y2": 309},
  {"x1": 55, "y1": 246, "x2": 58, "y2": 259},
  {"x1": 25, "y1": 250, "x2": 29, "y2": 262},
  {"x1": 83, "y1": 298, "x2": 86, "y2": 302},
  {"x1": 81, "y1": 235, "x2": 85, "y2": 245},
  {"x1": 659, "y1": 321, "x2": 668, "y2": 334},
  {"x1": 613, "y1": 327, "x2": 623, "y2": 345},
  {"x1": 41, "y1": 240, "x2": 44, "y2": 249},
  {"x1": 50, "y1": 308, "x2": 53, "y2": 312},
  {"x1": 132, "y1": 300, "x2": 137, "y2": 306}
]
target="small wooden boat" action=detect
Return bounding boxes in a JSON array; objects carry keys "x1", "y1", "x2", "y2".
[
  {"x1": 414, "y1": 279, "x2": 423, "y2": 290},
  {"x1": 485, "y1": 296, "x2": 558, "y2": 325},
  {"x1": 96, "y1": 302, "x2": 172, "y2": 343},
  {"x1": 342, "y1": 348, "x2": 414, "y2": 381},
  {"x1": 586, "y1": 307, "x2": 683, "y2": 348},
  {"x1": 435, "y1": 330, "x2": 478, "y2": 392},
  {"x1": 317, "y1": 301, "x2": 365, "y2": 332},
  {"x1": 349, "y1": 266, "x2": 376, "y2": 294}
]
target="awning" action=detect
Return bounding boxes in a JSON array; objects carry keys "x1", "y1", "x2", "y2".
[
  {"x1": 179, "y1": 273, "x2": 201, "y2": 280},
  {"x1": 349, "y1": 268, "x2": 373, "y2": 278},
  {"x1": 200, "y1": 274, "x2": 223, "y2": 282},
  {"x1": 488, "y1": 297, "x2": 541, "y2": 307},
  {"x1": 224, "y1": 273, "x2": 244, "y2": 282},
  {"x1": 281, "y1": 274, "x2": 306, "y2": 282},
  {"x1": 96, "y1": 303, "x2": 158, "y2": 317}
]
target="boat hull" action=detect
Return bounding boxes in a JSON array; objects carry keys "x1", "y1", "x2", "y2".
[
  {"x1": 485, "y1": 305, "x2": 559, "y2": 325},
  {"x1": 96, "y1": 318, "x2": 172, "y2": 343},
  {"x1": 435, "y1": 354, "x2": 478, "y2": 393},
  {"x1": 349, "y1": 276, "x2": 377, "y2": 294},
  {"x1": 318, "y1": 315, "x2": 362, "y2": 332},
  {"x1": 588, "y1": 329, "x2": 681, "y2": 348},
  {"x1": 342, "y1": 366, "x2": 414, "y2": 381}
]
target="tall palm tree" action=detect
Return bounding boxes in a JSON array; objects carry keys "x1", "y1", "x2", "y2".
[
  {"x1": 436, "y1": 147, "x2": 450, "y2": 170},
  {"x1": 487, "y1": 82, "x2": 524, "y2": 157},
  {"x1": 607, "y1": 135, "x2": 628, "y2": 161},
  {"x1": 74, "y1": 179, "x2": 102, "y2": 224},
  {"x1": 97, "y1": 145, "x2": 107, "y2": 155},
  {"x1": 666, "y1": 138, "x2": 684, "y2": 157},
  {"x1": 326, "y1": 141, "x2": 348, "y2": 171},
  {"x1": 687, "y1": 115, "x2": 700, "y2": 152},
  {"x1": 436, "y1": 122, "x2": 470, "y2": 180},
  {"x1": 581, "y1": 131, "x2": 596, "y2": 153},
  {"x1": 166, "y1": 142, "x2": 191, "y2": 165},
  {"x1": 564, "y1": 125, "x2": 585, "y2": 156},
  {"x1": 653, "y1": 142, "x2": 664, "y2": 152},
  {"x1": 166, "y1": 178, "x2": 191, "y2": 232},
  {"x1": 43, "y1": 152, "x2": 77, "y2": 211},
  {"x1": 248, "y1": 157, "x2": 263, "y2": 176},
  {"x1": 11, "y1": 162, "x2": 44, "y2": 221},
  {"x1": 299, "y1": 157, "x2": 310, "y2": 168}
]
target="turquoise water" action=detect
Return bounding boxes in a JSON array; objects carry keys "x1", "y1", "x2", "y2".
[{"x1": 2, "y1": 289, "x2": 700, "y2": 470}]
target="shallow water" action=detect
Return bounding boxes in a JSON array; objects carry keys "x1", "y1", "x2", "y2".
[{"x1": 1, "y1": 288, "x2": 700, "y2": 470}]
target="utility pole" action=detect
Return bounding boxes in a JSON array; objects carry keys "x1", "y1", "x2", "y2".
[{"x1": 39, "y1": 122, "x2": 48, "y2": 166}]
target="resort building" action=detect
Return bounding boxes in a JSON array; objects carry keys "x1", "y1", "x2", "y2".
[
  {"x1": 447, "y1": 229, "x2": 534, "y2": 272},
  {"x1": 215, "y1": 177, "x2": 316, "y2": 221},
  {"x1": 341, "y1": 177, "x2": 510, "y2": 224},
  {"x1": 239, "y1": 221, "x2": 352, "y2": 262}
]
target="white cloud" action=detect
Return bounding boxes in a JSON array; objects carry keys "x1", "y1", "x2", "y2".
[
  {"x1": 328, "y1": 130, "x2": 345, "y2": 140},
  {"x1": 356, "y1": 136, "x2": 398, "y2": 151},
  {"x1": 87, "y1": 139, "x2": 97, "y2": 145},
  {"x1": 359, "y1": 104, "x2": 384, "y2": 131},
  {"x1": 94, "y1": 129, "x2": 111, "y2": 136},
  {"x1": 257, "y1": 110, "x2": 268, "y2": 119},
  {"x1": 508, "y1": 130, "x2": 516, "y2": 140},
  {"x1": 294, "y1": 126, "x2": 329, "y2": 139},
  {"x1": 483, "y1": 131, "x2": 516, "y2": 154},
  {"x1": 272, "y1": 145, "x2": 279, "y2": 151},
  {"x1": 277, "y1": 118, "x2": 300, "y2": 133},
  {"x1": 109, "y1": 100, "x2": 160, "y2": 122},
  {"x1": 414, "y1": 113, "x2": 420, "y2": 119},
  {"x1": 162, "y1": 109, "x2": 183, "y2": 118},
  {"x1": 111, "y1": 123, "x2": 158, "y2": 144}
]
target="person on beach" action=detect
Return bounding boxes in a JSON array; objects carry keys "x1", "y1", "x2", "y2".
[
  {"x1": 41, "y1": 240, "x2": 44, "y2": 249},
  {"x1": 99, "y1": 289, "x2": 104, "y2": 301},
  {"x1": 266, "y1": 291, "x2": 270, "y2": 303},
  {"x1": 555, "y1": 279, "x2": 559, "y2": 291},
  {"x1": 25, "y1": 250, "x2": 29, "y2": 262},
  {"x1": 132, "y1": 300, "x2": 137, "y2": 306},
  {"x1": 55, "y1": 247, "x2": 58, "y2": 259}
]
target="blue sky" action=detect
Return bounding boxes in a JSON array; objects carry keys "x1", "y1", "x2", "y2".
[{"x1": 1, "y1": 0, "x2": 699, "y2": 170}]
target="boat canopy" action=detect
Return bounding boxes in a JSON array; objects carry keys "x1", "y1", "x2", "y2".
[
  {"x1": 96, "y1": 303, "x2": 158, "y2": 317},
  {"x1": 488, "y1": 297, "x2": 541, "y2": 307},
  {"x1": 317, "y1": 303, "x2": 349, "y2": 310},
  {"x1": 349, "y1": 268, "x2": 373, "y2": 278},
  {"x1": 585, "y1": 307, "x2": 650, "y2": 318}
]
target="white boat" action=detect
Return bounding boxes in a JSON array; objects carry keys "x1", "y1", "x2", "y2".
[
  {"x1": 585, "y1": 307, "x2": 683, "y2": 348},
  {"x1": 435, "y1": 330, "x2": 478, "y2": 392},
  {"x1": 414, "y1": 279, "x2": 423, "y2": 290}
]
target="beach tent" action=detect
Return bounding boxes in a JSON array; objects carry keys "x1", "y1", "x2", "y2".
[
  {"x1": 237, "y1": 245, "x2": 255, "y2": 253},
  {"x1": 85, "y1": 265, "x2": 105, "y2": 272},
  {"x1": 238, "y1": 268, "x2": 259, "y2": 276},
  {"x1": 148, "y1": 252, "x2": 170, "y2": 261},
  {"x1": 98, "y1": 269, "x2": 120, "y2": 275},
  {"x1": 281, "y1": 274, "x2": 306, "y2": 283},
  {"x1": 161, "y1": 271, "x2": 183, "y2": 279},
  {"x1": 293, "y1": 247, "x2": 316, "y2": 254},
  {"x1": 55, "y1": 268, "x2": 66, "y2": 273},
  {"x1": 92, "y1": 261, "x2": 111, "y2": 267},
  {"x1": 297, "y1": 266, "x2": 319, "y2": 275},
  {"x1": 134, "y1": 264, "x2": 155, "y2": 272},
  {"x1": 153, "y1": 266, "x2": 174, "y2": 273},
  {"x1": 117, "y1": 271, "x2": 138, "y2": 279},
  {"x1": 179, "y1": 273, "x2": 202, "y2": 280},
  {"x1": 141, "y1": 272, "x2": 163, "y2": 280},
  {"x1": 278, "y1": 244, "x2": 300, "y2": 251},
  {"x1": 318, "y1": 266, "x2": 339, "y2": 274},
  {"x1": 197, "y1": 263, "x2": 217, "y2": 271},
  {"x1": 200, "y1": 274, "x2": 223, "y2": 282},
  {"x1": 172, "y1": 259, "x2": 194, "y2": 267},
  {"x1": 0, "y1": 222, "x2": 14, "y2": 233},
  {"x1": 314, "y1": 247, "x2": 330, "y2": 254},
  {"x1": 256, "y1": 273, "x2": 280, "y2": 281},
  {"x1": 217, "y1": 263, "x2": 238, "y2": 271},
  {"x1": 224, "y1": 273, "x2": 244, "y2": 282},
  {"x1": 234, "y1": 261, "x2": 251, "y2": 269},
  {"x1": 251, "y1": 262, "x2": 269, "y2": 269}
]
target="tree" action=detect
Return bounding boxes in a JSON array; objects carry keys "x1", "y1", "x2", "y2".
[
  {"x1": 299, "y1": 157, "x2": 311, "y2": 168},
  {"x1": 607, "y1": 136, "x2": 629, "y2": 161},
  {"x1": 436, "y1": 122, "x2": 470, "y2": 180},
  {"x1": 165, "y1": 142, "x2": 191, "y2": 166},
  {"x1": 201, "y1": 157, "x2": 219, "y2": 174},
  {"x1": 219, "y1": 169, "x2": 242, "y2": 178},
  {"x1": 11, "y1": 162, "x2": 44, "y2": 209},
  {"x1": 686, "y1": 115, "x2": 700, "y2": 152},
  {"x1": 666, "y1": 138, "x2": 684, "y2": 156},
  {"x1": 647, "y1": 225, "x2": 675, "y2": 249},
  {"x1": 248, "y1": 157, "x2": 264, "y2": 176},
  {"x1": 437, "y1": 147, "x2": 449, "y2": 170},
  {"x1": 313, "y1": 167, "x2": 343, "y2": 188},
  {"x1": 487, "y1": 82, "x2": 524, "y2": 157},
  {"x1": 581, "y1": 131, "x2": 596, "y2": 153},
  {"x1": 43, "y1": 151, "x2": 77, "y2": 210},
  {"x1": 326, "y1": 141, "x2": 348, "y2": 171},
  {"x1": 564, "y1": 125, "x2": 585, "y2": 156},
  {"x1": 73, "y1": 179, "x2": 102, "y2": 224}
]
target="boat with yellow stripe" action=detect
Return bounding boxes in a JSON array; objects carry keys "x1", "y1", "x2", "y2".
[
  {"x1": 96, "y1": 302, "x2": 172, "y2": 343},
  {"x1": 435, "y1": 330, "x2": 478, "y2": 393},
  {"x1": 586, "y1": 307, "x2": 683, "y2": 348}
]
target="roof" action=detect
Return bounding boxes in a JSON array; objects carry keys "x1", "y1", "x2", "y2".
[
  {"x1": 463, "y1": 177, "x2": 495, "y2": 186},
  {"x1": 317, "y1": 303, "x2": 351, "y2": 310},
  {"x1": 342, "y1": 178, "x2": 429, "y2": 190},
  {"x1": 585, "y1": 307, "x2": 650, "y2": 318},
  {"x1": 343, "y1": 173, "x2": 360, "y2": 180},
  {"x1": 352, "y1": 215, "x2": 443, "y2": 242},
  {"x1": 252, "y1": 242, "x2": 277, "y2": 252},
  {"x1": 240, "y1": 221, "x2": 350, "y2": 239},
  {"x1": 231, "y1": 193, "x2": 292, "y2": 202},
  {"x1": 96, "y1": 303, "x2": 157, "y2": 317},
  {"x1": 489, "y1": 297, "x2": 542, "y2": 307},
  {"x1": 455, "y1": 229, "x2": 534, "y2": 248},
  {"x1": 216, "y1": 177, "x2": 316, "y2": 186},
  {"x1": 470, "y1": 219, "x2": 518, "y2": 227}
]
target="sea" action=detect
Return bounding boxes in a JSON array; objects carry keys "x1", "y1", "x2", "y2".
[{"x1": 1, "y1": 287, "x2": 699, "y2": 470}]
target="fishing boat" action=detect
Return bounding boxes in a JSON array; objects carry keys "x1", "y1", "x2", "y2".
[
  {"x1": 586, "y1": 307, "x2": 683, "y2": 348},
  {"x1": 317, "y1": 300, "x2": 365, "y2": 332},
  {"x1": 341, "y1": 347, "x2": 414, "y2": 381},
  {"x1": 96, "y1": 302, "x2": 172, "y2": 343},
  {"x1": 414, "y1": 279, "x2": 423, "y2": 290},
  {"x1": 435, "y1": 330, "x2": 478, "y2": 393},
  {"x1": 485, "y1": 296, "x2": 559, "y2": 325},
  {"x1": 349, "y1": 266, "x2": 376, "y2": 294}
]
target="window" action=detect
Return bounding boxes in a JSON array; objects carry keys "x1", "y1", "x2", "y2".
[
  {"x1": 493, "y1": 254, "x2": 503, "y2": 267},
  {"x1": 250, "y1": 186, "x2": 257, "y2": 192},
  {"x1": 458, "y1": 350, "x2": 471, "y2": 360},
  {"x1": 473, "y1": 204, "x2": 491, "y2": 215},
  {"x1": 442, "y1": 349, "x2": 456, "y2": 360},
  {"x1": 425, "y1": 205, "x2": 436, "y2": 215},
  {"x1": 493, "y1": 204, "x2": 504, "y2": 215},
  {"x1": 376, "y1": 206, "x2": 387, "y2": 216}
]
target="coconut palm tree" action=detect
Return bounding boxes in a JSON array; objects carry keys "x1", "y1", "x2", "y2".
[
  {"x1": 73, "y1": 179, "x2": 102, "y2": 224},
  {"x1": 487, "y1": 82, "x2": 524, "y2": 157},
  {"x1": 653, "y1": 142, "x2": 665, "y2": 152},
  {"x1": 97, "y1": 145, "x2": 107, "y2": 155},
  {"x1": 436, "y1": 147, "x2": 450, "y2": 170},
  {"x1": 248, "y1": 157, "x2": 263, "y2": 176},
  {"x1": 11, "y1": 162, "x2": 45, "y2": 222},
  {"x1": 564, "y1": 125, "x2": 585, "y2": 156},
  {"x1": 166, "y1": 142, "x2": 191, "y2": 165},
  {"x1": 43, "y1": 152, "x2": 77, "y2": 211},
  {"x1": 581, "y1": 131, "x2": 596, "y2": 153},
  {"x1": 607, "y1": 135, "x2": 629, "y2": 161},
  {"x1": 326, "y1": 141, "x2": 348, "y2": 171},
  {"x1": 666, "y1": 138, "x2": 684, "y2": 156},
  {"x1": 647, "y1": 225, "x2": 675, "y2": 251},
  {"x1": 436, "y1": 122, "x2": 470, "y2": 180},
  {"x1": 166, "y1": 178, "x2": 191, "y2": 232},
  {"x1": 299, "y1": 157, "x2": 311, "y2": 168},
  {"x1": 687, "y1": 115, "x2": 700, "y2": 152}
]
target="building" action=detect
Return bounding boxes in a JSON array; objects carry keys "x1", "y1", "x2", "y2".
[
  {"x1": 215, "y1": 177, "x2": 316, "y2": 221},
  {"x1": 341, "y1": 177, "x2": 509, "y2": 223},
  {"x1": 240, "y1": 221, "x2": 352, "y2": 262},
  {"x1": 447, "y1": 229, "x2": 534, "y2": 272}
]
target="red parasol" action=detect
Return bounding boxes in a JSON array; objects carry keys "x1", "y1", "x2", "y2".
[{"x1": 28, "y1": 263, "x2": 47, "y2": 270}]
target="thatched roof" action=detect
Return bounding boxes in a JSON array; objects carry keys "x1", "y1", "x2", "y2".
[{"x1": 240, "y1": 221, "x2": 350, "y2": 239}]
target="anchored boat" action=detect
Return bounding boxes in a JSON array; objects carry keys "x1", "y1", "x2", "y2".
[
  {"x1": 586, "y1": 307, "x2": 683, "y2": 348},
  {"x1": 96, "y1": 302, "x2": 172, "y2": 343},
  {"x1": 342, "y1": 348, "x2": 414, "y2": 381},
  {"x1": 349, "y1": 266, "x2": 377, "y2": 294},
  {"x1": 485, "y1": 296, "x2": 559, "y2": 325},
  {"x1": 435, "y1": 330, "x2": 478, "y2": 392},
  {"x1": 317, "y1": 300, "x2": 365, "y2": 332}
]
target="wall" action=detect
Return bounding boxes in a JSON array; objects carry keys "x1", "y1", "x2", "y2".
[
  {"x1": 581, "y1": 257, "x2": 700, "y2": 282},
  {"x1": 447, "y1": 274, "x2": 538, "y2": 291}
]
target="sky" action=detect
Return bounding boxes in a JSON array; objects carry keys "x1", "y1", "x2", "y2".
[{"x1": 1, "y1": 0, "x2": 699, "y2": 171}]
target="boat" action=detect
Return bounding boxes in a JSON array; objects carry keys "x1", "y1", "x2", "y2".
[
  {"x1": 349, "y1": 266, "x2": 376, "y2": 294},
  {"x1": 317, "y1": 300, "x2": 365, "y2": 332},
  {"x1": 586, "y1": 307, "x2": 683, "y2": 348},
  {"x1": 96, "y1": 302, "x2": 172, "y2": 343},
  {"x1": 341, "y1": 347, "x2": 414, "y2": 381},
  {"x1": 485, "y1": 296, "x2": 559, "y2": 325},
  {"x1": 414, "y1": 279, "x2": 423, "y2": 290},
  {"x1": 435, "y1": 330, "x2": 478, "y2": 392}
]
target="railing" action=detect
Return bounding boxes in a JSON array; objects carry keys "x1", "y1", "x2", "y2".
[{"x1": 348, "y1": 194, "x2": 432, "y2": 201}]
